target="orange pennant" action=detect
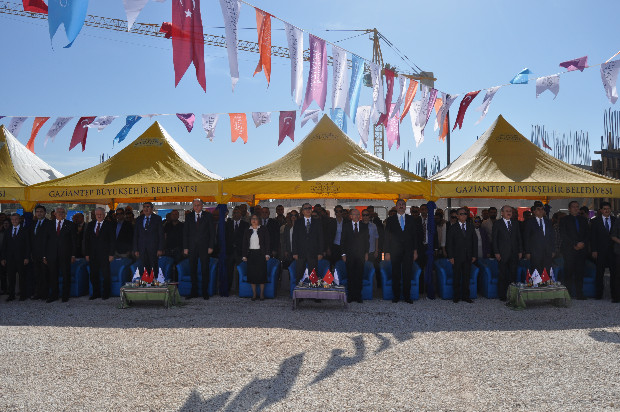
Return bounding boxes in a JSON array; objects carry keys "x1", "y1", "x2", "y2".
[
  {"x1": 229, "y1": 113, "x2": 248, "y2": 144},
  {"x1": 400, "y1": 79, "x2": 419, "y2": 122},
  {"x1": 26, "y1": 117, "x2": 50, "y2": 153},
  {"x1": 253, "y1": 8, "x2": 271, "y2": 86},
  {"x1": 439, "y1": 115, "x2": 449, "y2": 141}
]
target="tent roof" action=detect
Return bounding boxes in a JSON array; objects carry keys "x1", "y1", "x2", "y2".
[
  {"x1": 223, "y1": 115, "x2": 430, "y2": 200},
  {"x1": 430, "y1": 115, "x2": 620, "y2": 199},
  {"x1": 0, "y1": 125, "x2": 63, "y2": 203},
  {"x1": 29, "y1": 121, "x2": 222, "y2": 204}
]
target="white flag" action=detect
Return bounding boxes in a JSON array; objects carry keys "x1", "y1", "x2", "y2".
[
  {"x1": 601, "y1": 60, "x2": 620, "y2": 104},
  {"x1": 331, "y1": 45, "x2": 349, "y2": 111},
  {"x1": 219, "y1": 0, "x2": 241, "y2": 91},
  {"x1": 333, "y1": 268, "x2": 340, "y2": 286},
  {"x1": 301, "y1": 268, "x2": 309, "y2": 282},
  {"x1": 409, "y1": 101, "x2": 425, "y2": 147},
  {"x1": 390, "y1": 75, "x2": 407, "y2": 118},
  {"x1": 251, "y1": 112, "x2": 271, "y2": 128},
  {"x1": 7, "y1": 117, "x2": 27, "y2": 137},
  {"x1": 284, "y1": 23, "x2": 303, "y2": 106},
  {"x1": 132, "y1": 268, "x2": 141, "y2": 281},
  {"x1": 45, "y1": 117, "x2": 73, "y2": 147},
  {"x1": 157, "y1": 268, "x2": 166, "y2": 283},
  {"x1": 123, "y1": 0, "x2": 150, "y2": 31},
  {"x1": 356, "y1": 106, "x2": 372, "y2": 148},
  {"x1": 201, "y1": 113, "x2": 219, "y2": 141},
  {"x1": 415, "y1": 85, "x2": 437, "y2": 131},
  {"x1": 475, "y1": 86, "x2": 501, "y2": 124},
  {"x1": 301, "y1": 109, "x2": 320, "y2": 127},
  {"x1": 88, "y1": 116, "x2": 118, "y2": 131},
  {"x1": 535, "y1": 75, "x2": 560, "y2": 100},
  {"x1": 369, "y1": 62, "x2": 386, "y2": 114},
  {"x1": 532, "y1": 269, "x2": 542, "y2": 287}
]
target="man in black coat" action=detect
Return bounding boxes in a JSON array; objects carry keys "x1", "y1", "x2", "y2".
[
  {"x1": 260, "y1": 207, "x2": 280, "y2": 259},
  {"x1": 446, "y1": 207, "x2": 477, "y2": 303},
  {"x1": 492, "y1": 205, "x2": 522, "y2": 301},
  {"x1": 292, "y1": 202, "x2": 324, "y2": 282},
  {"x1": 85, "y1": 207, "x2": 115, "y2": 300},
  {"x1": 225, "y1": 206, "x2": 249, "y2": 293},
  {"x1": 114, "y1": 208, "x2": 133, "y2": 258},
  {"x1": 1, "y1": 213, "x2": 31, "y2": 301},
  {"x1": 560, "y1": 200, "x2": 590, "y2": 299},
  {"x1": 340, "y1": 209, "x2": 369, "y2": 303},
  {"x1": 183, "y1": 199, "x2": 215, "y2": 299},
  {"x1": 524, "y1": 201, "x2": 555, "y2": 276},
  {"x1": 590, "y1": 201, "x2": 615, "y2": 300},
  {"x1": 134, "y1": 202, "x2": 165, "y2": 278},
  {"x1": 47, "y1": 207, "x2": 77, "y2": 303},
  {"x1": 384, "y1": 199, "x2": 418, "y2": 304},
  {"x1": 30, "y1": 204, "x2": 53, "y2": 300}
]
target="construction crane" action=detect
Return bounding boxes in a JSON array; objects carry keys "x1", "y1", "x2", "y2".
[{"x1": 0, "y1": 1, "x2": 434, "y2": 159}]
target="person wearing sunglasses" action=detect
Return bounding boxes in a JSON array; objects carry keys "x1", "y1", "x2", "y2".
[{"x1": 446, "y1": 208, "x2": 477, "y2": 303}]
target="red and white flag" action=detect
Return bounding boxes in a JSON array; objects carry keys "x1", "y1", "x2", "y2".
[
  {"x1": 172, "y1": 0, "x2": 206, "y2": 91},
  {"x1": 69, "y1": 117, "x2": 96, "y2": 151},
  {"x1": 23, "y1": 0, "x2": 48, "y2": 14},
  {"x1": 278, "y1": 111, "x2": 296, "y2": 145},
  {"x1": 453, "y1": 91, "x2": 480, "y2": 131}
]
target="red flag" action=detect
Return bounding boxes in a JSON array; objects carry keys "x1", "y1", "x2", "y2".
[
  {"x1": 541, "y1": 268, "x2": 550, "y2": 283},
  {"x1": 278, "y1": 111, "x2": 296, "y2": 145},
  {"x1": 309, "y1": 268, "x2": 318, "y2": 284},
  {"x1": 23, "y1": 0, "x2": 48, "y2": 14},
  {"x1": 253, "y1": 8, "x2": 272, "y2": 86},
  {"x1": 542, "y1": 137, "x2": 552, "y2": 150},
  {"x1": 452, "y1": 91, "x2": 480, "y2": 131},
  {"x1": 69, "y1": 117, "x2": 96, "y2": 152},
  {"x1": 400, "y1": 79, "x2": 419, "y2": 122},
  {"x1": 149, "y1": 269, "x2": 155, "y2": 283},
  {"x1": 141, "y1": 268, "x2": 149, "y2": 282},
  {"x1": 26, "y1": 117, "x2": 49, "y2": 153},
  {"x1": 172, "y1": 0, "x2": 206, "y2": 91},
  {"x1": 160, "y1": 22, "x2": 172, "y2": 38},
  {"x1": 229, "y1": 113, "x2": 248, "y2": 143},
  {"x1": 525, "y1": 269, "x2": 531, "y2": 284},
  {"x1": 376, "y1": 69, "x2": 396, "y2": 127},
  {"x1": 323, "y1": 270, "x2": 334, "y2": 285}
]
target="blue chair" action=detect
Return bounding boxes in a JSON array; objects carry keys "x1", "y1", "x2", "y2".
[
  {"x1": 88, "y1": 257, "x2": 133, "y2": 297},
  {"x1": 552, "y1": 256, "x2": 564, "y2": 282},
  {"x1": 334, "y1": 260, "x2": 375, "y2": 301},
  {"x1": 58, "y1": 258, "x2": 90, "y2": 297},
  {"x1": 237, "y1": 258, "x2": 280, "y2": 299},
  {"x1": 130, "y1": 256, "x2": 175, "y2": 281},
  {"x1": 476, "y1": 258, "x2": 499, "y2": 299},
  {"x1": 379, "y1": 260, "x2": 422, "y2": 301},
  {"x1": 583, "y1": 260, "x2": 596, "y2": 298},
  {"x1": 176, "y1": 258, "x2": 218, "y2": 297},
  {"x1": 288, "y1": 259, "x2": 330, "y2": 298},
  {"x1": 435, "y1": 258, "x2": 479, "y2": 300}
]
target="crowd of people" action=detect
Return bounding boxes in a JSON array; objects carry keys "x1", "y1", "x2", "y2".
[{"x1": 1, "y1": 198, "x2": 619, "y2": 304}]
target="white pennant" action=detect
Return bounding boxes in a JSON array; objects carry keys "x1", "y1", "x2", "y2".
[
  {"x1": 601, "y1": 60, "x2": 620, "y2": 104},
  {"x1": 331, "y1": 45, "x2": 349, "y2": 111},
  {"x1": 409, "y1": 101, "x2": 425, "y2": 147},
  {"x1": 369, "y1": 62, "x2": 386, "y2": 114},
  {"x1": 219, "y1": 0, "x2": 241, "y2": 91},
  {"x1": 356, "y1": 106, "x2": 372, "y2": 148},
  {"x1": 123, "y1": 0, "x2": 150, "y2": 31},
  {"x1": 87, "y1": 116, "x2": 118, "y2": 131},
  {"x1": 251, "y1": 112, "x2": 271, "y2": 128},
  {"x1": 201, "y1": 113, "x2": 219, "y2": 141},
  {"x1": 45, "y1": 117, "x2": 73, "y2": 147},
  {"x1": 535, "y1": 75, "x2": 560, "y2": 100},
  {"x1": 284, "y1": 23, "x2": 303, "y2": 106},
  {"x1": 301, "y1": 109, "x2": 320, "y2": 127},
  {"x1": 7, "y1": 117, "x2": 27, "y2": 137},
  {"x1": 435, "y1": 93, "x2": 459, "y2": 132},
  {"x1": 475, "y1": 86, "x2": 501, "y2": 124},
  {"x1": 390, "y1": 75, "x2": 407, "y2": 118},
  {"x1": 415, "y1": 85, "x2": 437, "y2": 132}
]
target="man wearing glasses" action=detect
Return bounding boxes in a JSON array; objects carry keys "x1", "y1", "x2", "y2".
[
  {"x1": 446, "y1": 208, "x2": 477, "y2": 303},
  {"x1": 292, "y1": 203, "x2": 324, "y2": 282},
  {"x1": 384, "y1": 199, "x2": 418, "y2": 303}
]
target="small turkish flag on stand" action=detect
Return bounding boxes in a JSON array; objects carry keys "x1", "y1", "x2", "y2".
[
  {"x1": 541, "y1": 268, "x2": 550, "y2": 283},
  {"x1": 141, "y1": 268, "x2": 149, "y2": 282},
  {"x1": 148, "y1": 269, "x2": 155, "y2": 283},
  {"x1": 172, "y1": 0, "x2": 206, "y2": 91},
  {"x1": 309, "y1": 268, "x2": 318, "y2": 284},
  {"x1": 525, "y1": 269, "x2": 531, "y2": 284},
  {"x1": 323, "y1": 270, "x2": 334, "y2": 285}
]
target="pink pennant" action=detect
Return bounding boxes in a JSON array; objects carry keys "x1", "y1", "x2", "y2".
[
  {"x1": 559, "y1": 56, "x2": 588, "y2": 72},
  {"x1": 278, "y1": 111, "x2": 296, "y2": 145},
  {"x1": 376, "y1": 69, "x2": 396, "y2": 127},
  {"x1": 386, "y1": 104, "x2": 400, "y2": 150},
  {"x1": 301, "y1": 34, "x2": 327, "y2": 113},
  {"x1": 176, "y1": 113, "x2": 196, "y2": 132}
]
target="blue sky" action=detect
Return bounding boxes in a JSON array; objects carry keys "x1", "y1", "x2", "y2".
[{"x1": 0, "y1": 0, "x2": 618, "y2": 178}]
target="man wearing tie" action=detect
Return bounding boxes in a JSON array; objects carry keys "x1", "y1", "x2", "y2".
[
  {"x1": 85, "y1": 207, "x2": 115, "y2": 300},
  {"x1": 524, "y1": 201, "x2": 555, "y2": 276},
  {"x1": 384, "y1": 199, "x2": 418, "y2": 304},
  {"x1": 183, "y1": 199, "x2": 215, "y2": 299},
  {"x1": 340, "y1": 209, "x2": 369, "y2": 303},
  {"x1": 30, "y1": 205, "x2": 53, "y2": 300},
  {"x1": 560, "y1": 201, "x2": 589, "y2": 299},
  {"x1": 292, "y1": 203, "x2": 324, "y2": 282},
  {"x1": 1, "y1": 213, "x2": 30, "y2": 301},
  {"x1": 590, "y1": 201, "x2": 615, "y2": 300},
  {"x1": 134, "y1": 202, "x2": 164, "y2": 279},
  {"x1": 225, "y1": 206, "x2": 249, "y2": 294},
  {"x1": 446, "y1": 208, "x2": 477, "y2": 303},
  {"x1": 492, "y1": 205, "x2": 522, "y2": 301},
  {"x1": 47, "y1": 207, "x2": 76, "y2": 303}
]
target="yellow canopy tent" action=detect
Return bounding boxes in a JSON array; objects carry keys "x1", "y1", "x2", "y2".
[
  {"x1": 28, "y1": 121, "x2": 223, "y2": 204},
  {"x1": 222, "y1": 115, "x2": 431, "y2": 201},
  {"x1": 0, "y1": 125, "x2": 63, "y2": 210},
  {"x1": 430, "y1": 115, "x2": 620, "y2": 200}
]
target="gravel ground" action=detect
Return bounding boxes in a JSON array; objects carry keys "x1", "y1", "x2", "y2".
[{"x1": 1, "y1": 284, "x2": 619, "y2": 411}]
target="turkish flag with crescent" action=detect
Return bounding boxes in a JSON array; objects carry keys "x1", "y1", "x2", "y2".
[
  {"x1": 172, "y1": 0, "x2": 206, "y2": 91},
  {"x1": 452, "y1": 91, "x2": 480, "y2": 131},
  {"x1": 278, "y1": 111, "x2": 296, "y2": 145},
  {"x1": 309, "y1": 268, "x2": 319, "y2": 284},
  {"x1": 23, "y1": 0, "x2": 48, "y2": 14},
  {"x1": 323, "y1": 270, "x2": 334, "y2": 285},
  {"x1": 69, "y1": 117, "x2": 96, "y2": 152}
]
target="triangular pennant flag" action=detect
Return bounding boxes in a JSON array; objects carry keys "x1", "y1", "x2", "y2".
[
  {"x1": 510, "y1": 68, "x2": 532, "y2": 85},
  {"x1": 45, "y1": 116, "x2": 73, "y2": 146},
  {"x1": 229, "y1": 113, "x2": 248, "y2": 144},
  {"x1": 172, "y1": 0, "x2": 206, "y2": 91},
  {"x1": 114, "y1": 115, "x2": 141, "y2": 144},
  {"x1": 560, "y1": 56, "x2": 588, "y2": 72},
  {"x1": 356, "y1": 106, "x2": 372, "y2": 148},
  {"x1": 532, "y1": 269, "x2": 542, "y2": 286},
  {"x1": 600, "y1": 60, "x2": 620, "y2": 104},
  {"x1": 390, "y1": 75, "x2": 407, "y2": 118},
  {"x1": 433, "y1": 96, "x2": 443, "y2": 130},
  {"x1": 284, "y1": 22, "x2": 303, "y2": 106},
  {"x1": 345, "y1": 55, "x2": 365, "y2": 123},
  {"x1": 69, "y1": 117, "x2": 96, "y2": 151},
  {"x1": 536, "y1": 75, "x2": 560, "y2": 99},
  {"x1": 408, "y1": 101, "x2": 425, "y2": 147},
  {"x1": 331, "y1": 45, "x2": 349, "y2": 111},
  {"x1": 386, "y1": 103, "x2": 400, "y2": 150},
  {"x1": 23, "y1": 0, "x2": 48, "y2": 14},
  {"x1": 301, "y1": 109, "x2": 320, "y2": 127},
  {"x1": 176, "y1": 113, "x2": 196, "y2": 132},
  {"x1": 301, "y1": 268, "x2": 309, "y2": 282},
  {"x1": 415, "y1": 85, "x2": 438, "y2": 131},
  {"x1": 453, "y1": 91, "x2": 480, "y2": 131},
  {"x1": 141, "y1": 268, "x2": 149, "y2": 282},
  {"x1": 202, "y1": 113, "x2": 219, "y2": 141},
  {"x1": 149, "y1": 269, "x2": 155, "y2": 283},
  {"x1": 48, "y1": 0, "x2": 89, "y2": 48},
  {"x1": 333, "y1": 268, "x2": 340, "y2": 285},
  {"x1": 157, "y1": 268, "x2": 166, "y2": 283},
  {"x1": 309, "y1": 268, "x2": 318, "y2": 284},
  {"x1": 541, "y1": 268, "x2": 550, "y2": 283},
  {"x1": 132, "y1": 268, "x2": 141, "y2": 282},
  {"x1": 252, "y1": 112, "x2": 271, "y2": 128},
  {"x1": 26, "y1": 117, "x2": 50, "y2": 153},
  {"x1": 376, "y1": 69, "x2": 396, "y2": 127},
  {"x1": 302, "y1": 34, "x2": 328, "y2": 113},
  {"x1": 219, "y1": 0, "x2": 241, "y2": 90},
  {"x1": 550, "y1": 267, "x2": 556, "y2": 282},
  {"x1": 278, "y1": 111, "x2": 296, "y2": 145},
  {"x1": 253, "y1": 8, "x2": 272, "y2": 86},
  {"x1": 475, "y1": 86, "x2": 501, "y2": 124},
  {"x1": 7, "y1": 117, "x2": 28, "y2": 137},
  {"x1": 435, "y1": 93, "x2": 458, "y2": 141},
  {"x1": 88, "y1": 116, "x2": 118, "y2": 132},
  {"x1": 123, "y1": 0, "x2": 150, "y2": 31},
  {"x1": 400, "y1": 79, "x2": 419, "y2": 122},
  {"x1": 369, "y1": 62, "x2": 386, "y2": 115},
  {"x1": 323, "y1": 270, "x2": 334, "y2": 285}
]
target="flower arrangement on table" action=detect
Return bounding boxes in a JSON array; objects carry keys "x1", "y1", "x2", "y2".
[{"x1": 298, "y1": 268, "x2": 341, "y2": 288}]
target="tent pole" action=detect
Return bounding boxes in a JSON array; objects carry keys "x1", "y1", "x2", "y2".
[{"x1": 446, "y1": 110, "x2": 452, "y2": 210}]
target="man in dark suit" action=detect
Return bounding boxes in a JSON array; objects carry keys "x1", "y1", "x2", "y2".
[
  {"x1": 384, "y1": 199, "x2": 418, "y2": 304},
  {"x1": 326, "y1": 205, "x2": 346, "y2": 267},
  {"x1": 183, "y1": 199, "x2": 215, "y2": 299},
  {"x1": 114, "y1": 208, "x2": 133, "y2": 258},
  {"x1": 524, "y1": 201, "x2": 555, "y2": 276},
  {"x1": 134, "y1": 202, "x2": 164, "y2": 279},
  {"x1": 85, "y1": 207, "x2": 115, "y2": 300},
  {"x1": 446, "y1": 207, "x2": 477, "y2": 303},
  {"x1": 47, "y1": 207, "x2": 77, "y2": 303},
  {"x1": 492, "y1": 205, "x2": 522, "y2": 301},
  {"x1": 260, "y1": 207, "x2": 281, "y2": 260},
  {"x1": 590, "y1": 201, "x2": 615, "y2": 300},
  {"x1": 225, "y1": 206, "x2": 249, "y2": 294},
  {"x1": 560, "y1": 201, "x2": 590, "y2": 299},
  {"x1": 292, "y1": 202, "x2": 324, "y2": 282},
  {"x1": 1, "y1": 213, "x2": 31, "y2": 301},
  {"x1": 31, "y1": 204, "x2": 53, "y2": 300},
  {"x1": 340, "y1": 209, "x2": 369, "y2": 303}
]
